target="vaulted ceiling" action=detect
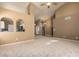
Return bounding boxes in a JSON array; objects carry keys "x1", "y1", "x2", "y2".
[{"x1": 0, "y1": 2, "x2": 66, "y2": 17}]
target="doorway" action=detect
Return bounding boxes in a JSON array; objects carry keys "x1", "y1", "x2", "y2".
[
  {"x1": 34, "y1": 20, "x2": 45, "y2": 36},
  {"x1": 34, "y1": 15, "x2": 54, "y2": 37}
]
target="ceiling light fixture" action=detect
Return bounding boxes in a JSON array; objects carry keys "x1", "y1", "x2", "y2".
[
  {"x1": 46, "y1": 3, "x2": 51, "y2": 8},
  {"x1": 46, "y1": 3, "x2": 51, "y2": 6}
]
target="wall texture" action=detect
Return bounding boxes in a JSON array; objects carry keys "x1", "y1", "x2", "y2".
[
  {"x1": 44, "y1": 17, "x2": 52, "y2": 37},
  {"x1": 53, "y1": 3, "x2": 79, "y2": 40},
  {"x1": 0, "y1": 7, "x2": 34, "y2": 45}
]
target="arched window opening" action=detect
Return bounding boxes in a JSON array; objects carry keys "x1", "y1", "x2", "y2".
[
  {"x1": 0, "y1": 17, "x2": 14, "y2": 32},
  {"x1": 16, "y1": 19, "x2": 25, "y2": 32}
]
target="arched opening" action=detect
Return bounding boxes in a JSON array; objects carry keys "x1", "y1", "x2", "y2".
[
  {"x1": 35, "y1": 20, "x2": 45, "y2": 36},
  {"x1": 0, "y1": 17, "x2": 14, "y2": 32},
  {"x1": 16, "y1": 19, "x2": 25, "y2": 32}
]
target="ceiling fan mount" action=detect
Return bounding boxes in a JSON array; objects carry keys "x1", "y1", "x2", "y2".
[{"x1": 40, "y1": 2, "x2": 58, "y2": 8}]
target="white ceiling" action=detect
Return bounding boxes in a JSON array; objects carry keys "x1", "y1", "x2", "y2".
[
  {"x1": 0, "y1": 2, "x2": 29, "y2": 13},
  {"x1": 0, "y1": 2, "x2": 66, "y2": 16}
]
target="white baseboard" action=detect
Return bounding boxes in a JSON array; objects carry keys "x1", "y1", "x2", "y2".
[{"x1": 0, "y1": 39, "x2": 34, "y2": 47}]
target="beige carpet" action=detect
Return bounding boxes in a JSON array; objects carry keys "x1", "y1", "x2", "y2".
[{"x1": 0, "y1": 36, "x2": 79, "y2": 57}]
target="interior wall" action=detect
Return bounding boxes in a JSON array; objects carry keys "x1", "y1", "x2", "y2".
[
  {"x1": 0, "y1": 7, "x2": 34, "y2": 45},
  {"x1": 29, "y1": 3, "x2": 38, "y2": 15},
  {"x1": 53, "y1": 3, "x2": 79, "y2": 40},
  {"x1": 44, "y1": 17, "x2": 52, "y2": 36}
]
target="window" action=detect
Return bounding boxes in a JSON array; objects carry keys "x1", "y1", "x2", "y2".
[
  {"x1": 0, "y1": 17, "x2": 14, "y2": 32},
  {"x1": 16, "y1": 19, "x2": 25, "y2": 32}
]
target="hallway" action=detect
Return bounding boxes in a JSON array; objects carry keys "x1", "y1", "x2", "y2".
[{"x1": 0, "y1": 36, "x2": 79, "y2": 57}]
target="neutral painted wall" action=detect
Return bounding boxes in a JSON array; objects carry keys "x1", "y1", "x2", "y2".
[
  {"x1": 43, "y1": 16, "x2": 52, "y2": 36},
  {"x1": 0, "y1": 7, "x2": 34, "y2": 45},
  {"x1": 53, "y1": 3, "x2": 79, "y2": 40}
]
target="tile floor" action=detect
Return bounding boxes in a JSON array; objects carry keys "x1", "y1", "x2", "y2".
[{"x1": 0, "y1": 36, "x2": 79, "y2": 57}]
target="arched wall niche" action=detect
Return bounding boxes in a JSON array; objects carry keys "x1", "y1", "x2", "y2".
[
  {"x1": 0, "y1": 17, "x2": 14, "y2": 32},
  {"x1": 16, "y1": 19, "x2": 25, "y2": 32}
]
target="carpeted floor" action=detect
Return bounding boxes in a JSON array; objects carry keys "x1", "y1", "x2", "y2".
[{"x1": 0, "y1": 36, "x2": 79, "y2": 57}]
